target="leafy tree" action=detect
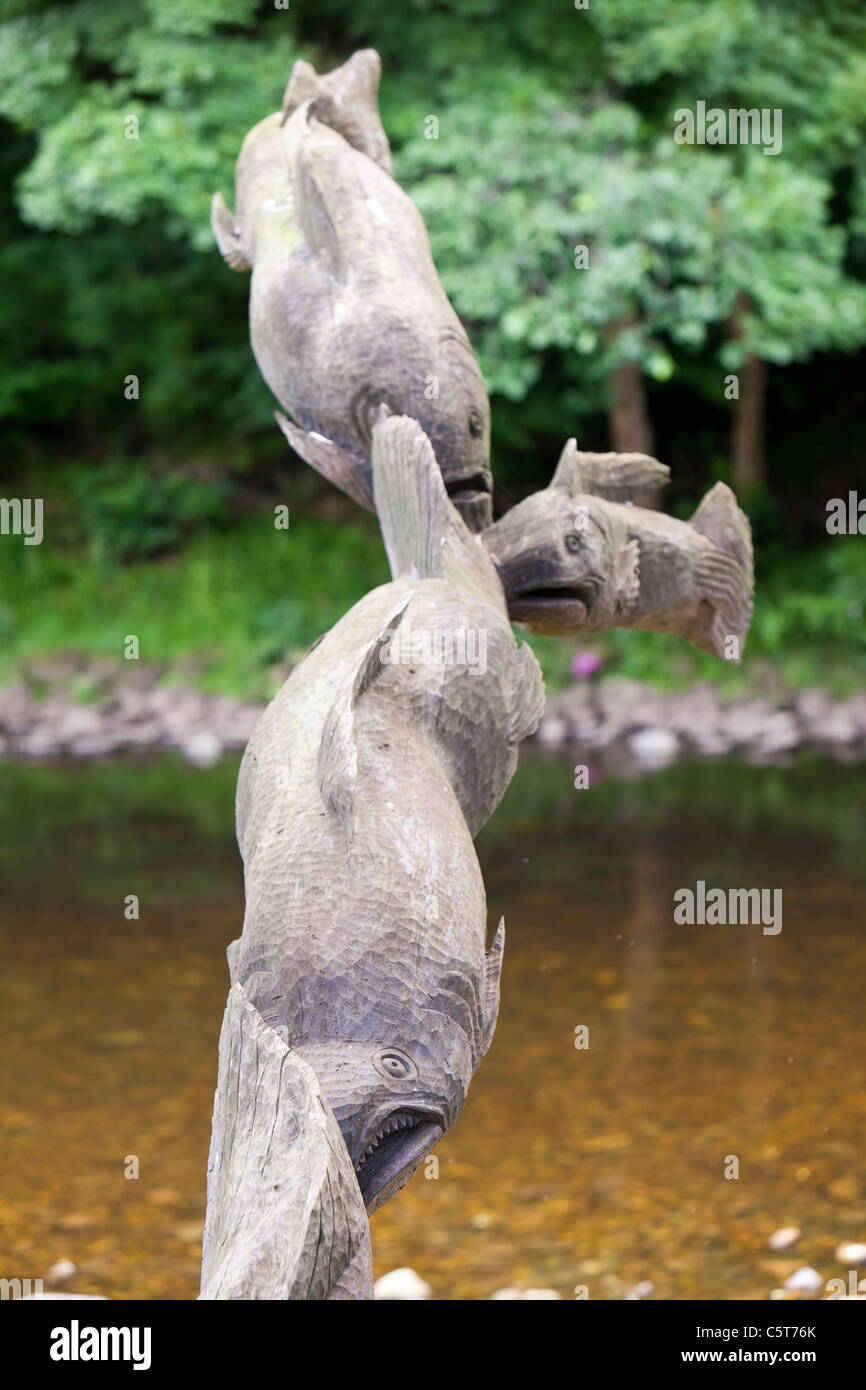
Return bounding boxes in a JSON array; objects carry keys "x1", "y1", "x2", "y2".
[{"x1": 1, "y1": 0, "x2": 865, "y2": 509}]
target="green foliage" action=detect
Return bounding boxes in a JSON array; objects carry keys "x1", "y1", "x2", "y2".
[
  {"x1": 1, "y1": 0, "x2": 865, "y2": 461},
  {"x1": 68, "y1": 460, "x2": 234, "y2": 564},
  {"x1": 1, "y1": 0, "x2": 865, "y2": 694},
  {"x1": 0, "y1": 497, "x2": 390, "y2": 697}
]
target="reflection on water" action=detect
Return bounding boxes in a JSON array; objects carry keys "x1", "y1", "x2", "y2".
[{"x1": 1, "y1": 754, "x2": 864, "y2": 1300}]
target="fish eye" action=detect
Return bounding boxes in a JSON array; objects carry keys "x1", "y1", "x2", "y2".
[
  {"x1": 468, "y1": 408, "x2": 484, "y2": 439},
  {"x1": 564, "y1": 532, "x2": 583, "y2": 554},
  {"x1": 374, "y1": 1048, "x2": 418, "y2": 1081}
]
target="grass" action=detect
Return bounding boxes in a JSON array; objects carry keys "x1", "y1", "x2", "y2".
[
  {"x1": 0, "y1": 511, "x2": 391, "y2": 699},
  {"x1": 2, "y1": 477, "x2": 865, "y2": 702}
]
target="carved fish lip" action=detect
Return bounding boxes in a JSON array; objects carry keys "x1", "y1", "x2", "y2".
[
  {"x1": 353, "y1": 1107, "x2": 445, "y2": 1213},
  {"x1": 509, "y1": 582, "x2": 595, "y2": 621},
  {"x1": 445, "y1": 472, "x2": 492, "y2": 504},
  {"x1": 445, "y1": 475, "x2": 493, "y2": 533}
]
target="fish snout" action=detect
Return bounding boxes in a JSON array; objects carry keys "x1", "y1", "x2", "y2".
[
  {"x1": 350, "y1": 1103, "x2": 446, "y2": 1214},
  {"x1": 444, "y1": 469, "x2": 493, "y2": 532}
]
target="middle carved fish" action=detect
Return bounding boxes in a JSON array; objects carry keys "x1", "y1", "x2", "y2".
[{"x1": 230, "y1": 413, "x2": 544, "y2": 1214}]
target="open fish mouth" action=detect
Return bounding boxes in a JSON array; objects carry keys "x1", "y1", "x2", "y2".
[
  {"x1": 445, "y1": 473, "x2": 493, "y2": 532},
  {"x1": 445, "y1": 472, "x2": 491, "y2": 505},
  {"x1": 508, "y1": 583, "x2": 595, "y2": 628},
  {"x1": 353, "y1": 1108, "x2": 444, "y2": 1213}
]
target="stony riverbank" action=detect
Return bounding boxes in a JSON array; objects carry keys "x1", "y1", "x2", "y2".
[{"x1": 1, "y1": 654, "x2": 865, "y2": 765}]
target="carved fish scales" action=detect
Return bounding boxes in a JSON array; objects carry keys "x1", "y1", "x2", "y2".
[{"x1": 229, "y1": 414, "x2": 543, "y2": 1221}]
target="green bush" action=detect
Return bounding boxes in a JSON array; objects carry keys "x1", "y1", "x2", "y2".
[{"x1": 69, "y1": 461, "x2": 234, "y2": 563}]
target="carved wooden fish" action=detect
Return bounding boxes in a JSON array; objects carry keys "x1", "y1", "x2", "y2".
[
  {"x1": 229, "y1": 414, "x2": 543, "y2": 1216},
  {"x1": 482, "y1": 440, "x2": 754, "y2": 658},
  {"x1": 212, "y1": 51, "x2": 493, "y2": 531}
]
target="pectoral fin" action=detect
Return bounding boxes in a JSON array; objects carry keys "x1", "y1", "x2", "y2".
[
  {"x1": 276, "y1": 413, "x2": 374, "y2": 511},
  {"x1": 211, "y1": 192, "x2": 251, "y2": 272},
  {"x1": 316, "y1": 594, "x2": 412, "y2": 826},
  {"x1": 614, "y1": 536, "x2": 641, "y2": 617}
]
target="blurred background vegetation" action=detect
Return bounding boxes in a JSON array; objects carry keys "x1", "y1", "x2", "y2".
[{"x1": 2, "y1": 0, "x2": 865, "y2": 697}]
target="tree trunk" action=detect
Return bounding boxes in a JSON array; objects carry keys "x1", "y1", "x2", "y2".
[
  {"x1": 728, "y1": 292, "x2": 766, "y2": 495},
  {"x1": 609, "y1": 360, "x2": 655, "y2": 455},
  {"x1": 730, "y1": 351, "x2": 766, "y2": 495}
]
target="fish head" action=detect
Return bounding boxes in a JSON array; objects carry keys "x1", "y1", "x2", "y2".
[
  {"x1": 483, "y1": 485, "x2": 639, "y2": 636},
  {"x1": 416, "y1": 327, "x2": 493, "y2": 532},
  {"x1": 348, "y1": 321, "x2": 493, "y2": 533},
  {"x1": 294, "y1": 1020, "x2": 473, "y2": 1213}
]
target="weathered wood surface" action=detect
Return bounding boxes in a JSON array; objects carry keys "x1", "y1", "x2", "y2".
[
  {"x1": 482, "y1": 439, "x2": 754, "y2": 658},
  {"x1": 199, "y1": 984, "x2": 373, "y2": 1301},
  {"x1": 202, "y1": 47, "x2": 756, "y2": 1304},
  {"x1": 230, "y1": 414, "x2": 542, "y2": 1219},
  {"x1": 212, "y1": 49, "x2": 492, "y2": 532},
  {"x1": 201, "y1": 415, "x2": 543, "y2": 1298}
]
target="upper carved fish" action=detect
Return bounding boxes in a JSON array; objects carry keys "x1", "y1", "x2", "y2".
[{"x1": 212, "y1": 50, "x2": 493, "y2": 532}]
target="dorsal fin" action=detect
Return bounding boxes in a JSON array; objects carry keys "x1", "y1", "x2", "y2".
[
  {"x1": 480, "y1": 918, "x2": 505, "y2": 1058},
  {"x1": 371, "y1": 413, "x2": 504, "y2": 611},
  {"x1": 284, "y1": 103, "x2": 345, "y2": 279},
  {"x1": 551, "y1": 438, "x2": 670, "y2": 502},
  {"x1": 316, "y1": 594, "x2": 412, "y2": 826}
]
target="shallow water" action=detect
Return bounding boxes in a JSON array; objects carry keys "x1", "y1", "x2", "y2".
[{"x1": 1, "y1": 753, "x2": 864, "y2": 1300}]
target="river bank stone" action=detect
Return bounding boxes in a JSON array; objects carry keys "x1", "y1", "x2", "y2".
[{"x1": 2, "y1": 656, "x2": 865, "y2": 764}]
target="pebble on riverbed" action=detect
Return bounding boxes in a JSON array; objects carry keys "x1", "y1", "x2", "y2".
[
  {"x1": 489, "y1": 1287, "x2": 562, "y2": 1300},
  {"x1": 835, "y1": 1242, "x2": 866, "y2": 1266},
  {"x1": 782, "y1": 1266, "x2": 824, "y2": 1297},
  {"x1": 627, "y1": 727, "x2": 679, "y2": 765},
  {"x1": 373, "y1": 1267, "x2": 432, "y2": 1300},
  {"x1": 625, "y1": 1280, "x2": 655, "y2": 1300},
  {"x1": 768, "y1": 1226, "x2": 801, "y2": 1252}
]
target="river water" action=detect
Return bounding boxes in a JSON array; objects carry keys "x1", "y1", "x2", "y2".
[{"x1": 1, "y1": 752, "x2": 864, "y2": 1300}]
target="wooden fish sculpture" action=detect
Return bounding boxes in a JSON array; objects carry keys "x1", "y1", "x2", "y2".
[
  {"x1": 228, "y1": 413, "x2": 543, "y2": 1221},
  {"x1": 482, "y1": 440, "x2": 754, "y2": 658},
  {"x1": 211, "y1": 50, "x2": 493, "y2": 531}
]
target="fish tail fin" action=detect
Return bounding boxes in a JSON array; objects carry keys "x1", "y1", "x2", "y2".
[
  {"x1": 690, "y1": 483, "x2": 754, "y2": 659},
  {"x1": 371, "y1": 411, "x2": 504, "y2": 609},
  {"x1": 281, "y1": 49, "x2": 392, "y2": 174}
]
